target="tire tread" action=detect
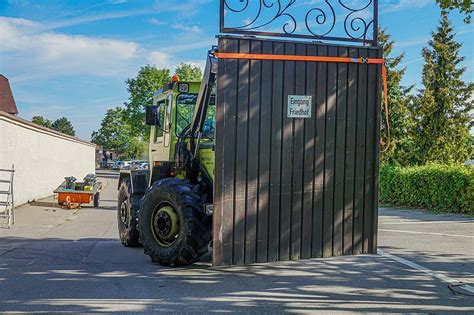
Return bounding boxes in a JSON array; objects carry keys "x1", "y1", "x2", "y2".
[{"x1": 138, "y1": 178, "x2": 211, "y2": 266}]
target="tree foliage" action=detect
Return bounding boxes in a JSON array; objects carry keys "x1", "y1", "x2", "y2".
[
  {"x1": 32, "y1": 115, "x2": 76, "y2": 136},
  {"x1": 468, "y1": 135, "x2": 474, "y2": 159},
  {"x1": 91, "y1": 107, "x2": 145, "y2": 159},
  {"x1": 124, "y1": 65, "x2": 170, "y2": 137},
  {"x1": 412, "y1": 13, "x2": 473, "y2": 164},
  {"x1": 436, "y1": 0, "x2": 472, "y2": 23},
  {"x1": 122, "y1": 63, "x2": 202, "y2": 139},
  {"x1": 32, "y1": 116, "x2": 52, "y2": 128},
  {"x1": 378, "y1": 28, "x2": 415, "y2": 165},
  {"x1": 175, "y1": 63, "x2": 202, "y2": 81},
  {"x1": 52, "y1": 117, "x2": 76, "y2": 136}
]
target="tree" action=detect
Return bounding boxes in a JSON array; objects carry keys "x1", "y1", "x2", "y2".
[
  {"x1": 91, "y1": 107, "x2": 145, "y2": 159},
  {"x1": 436, "y1": 0, "x2": 472, "y2": 23},
  {"x1": 412, "y1": 13, "x2": 473, "y2": 164},
  {"x1": 378, "y1": 28, "x2": 415, "y2": 165},
  {"x1": 175, "y1": 63, "x2": 202, "y2": 81},
  {"x1": 32, "y1": 115, "x2": 76, "y2": 136},
  {"x1": 52, "y1": 117, "x2": 76, "y2": 136},
  {"x1": 467, "y1": 135, "x2": 474, "y2": 160},
  {"x1": 32, "y1": 116, "x2": 52, "y2": 128},
  {"x1": 124, "y1": 65, "x2": 170, "y2": 137}
]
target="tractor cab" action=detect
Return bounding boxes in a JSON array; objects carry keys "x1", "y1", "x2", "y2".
[{"x1": 147, "y1": 79, "x2": 216, "y2": 186}]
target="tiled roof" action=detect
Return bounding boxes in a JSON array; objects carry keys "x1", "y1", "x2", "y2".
[{"x1": 0, "y1": 74, "x2": 18, "y2": 115}]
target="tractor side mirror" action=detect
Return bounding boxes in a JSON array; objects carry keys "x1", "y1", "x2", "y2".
[{"x1": 146, "y1": 105, "x2": 160, "y2": 126}]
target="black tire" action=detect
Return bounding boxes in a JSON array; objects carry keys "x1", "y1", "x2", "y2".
[
  {"x1": 117, "y1": 179, "x2": 140, "y2": 247},
  {"x1": 94, "y1": 193, "x2": 100, "y2": 208},
  {"x1": 138, "y1": 178, "x2": 211, "y2": 266}
]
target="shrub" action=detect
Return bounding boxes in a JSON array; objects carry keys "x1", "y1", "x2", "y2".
[{"x1": 380, "y1": 164, "x2": 474, "y2": 215}]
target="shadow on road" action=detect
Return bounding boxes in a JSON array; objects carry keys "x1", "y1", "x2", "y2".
[
  {"x1": 29, "y1": 200, "x2": 62, "y2": 208},
  {"x1": 0, "y1": 236, "x2": 472, "y2": 313},
  {"x1": 379, "y1": 245, "x2": 474, "y2": 283}
]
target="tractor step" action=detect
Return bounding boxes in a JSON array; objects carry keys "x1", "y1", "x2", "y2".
[
  {"x1": 0, "y1": 201, "x2": 11, "y2": 206},
  {"x1": 0, "y1": 180, "x2": 11, "y2": 183},
  {"x1": 0, "y1": 191, "x2": 10, "y2": 195}
]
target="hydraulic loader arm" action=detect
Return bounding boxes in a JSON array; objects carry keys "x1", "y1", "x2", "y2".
[{"x1": 189, "y1": 47, "x2": 218, "y2": 158}]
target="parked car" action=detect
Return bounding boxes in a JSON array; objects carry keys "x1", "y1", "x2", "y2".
[
  {"x1": 120, "y1": 161, "x2": 133, "y2": 170},
  {"x1": 138, "y1": 162, "x2": 149, "y2": 170},
  {"x1": 112, "y1": 161, "x2": 123, "y2": 170},
  {"x1": 131, "y1": 160, "x2": 147, "y2": 170}
]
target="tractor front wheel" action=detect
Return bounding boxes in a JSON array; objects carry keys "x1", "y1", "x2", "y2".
[{"x1": 138, "y1": 178, "x2": 211, "y2": 266}]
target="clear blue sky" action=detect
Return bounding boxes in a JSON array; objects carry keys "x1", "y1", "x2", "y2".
[{"x1": 0, "y1": 0, "x2": 472, "y2": 140}]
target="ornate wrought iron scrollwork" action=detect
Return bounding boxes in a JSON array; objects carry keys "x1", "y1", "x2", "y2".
[
  {"x1": 221, "y1": 0, "x2": 378, "y2": 45},
  {"x1": 224, "y1": 0, "x2": 250, "y2": 13},
  {"x1": 339, "y1": 0, "x2": 375, "y2": 40},
  {"x1": 305, "y1": 1, "x2": 336, "y2": 37}
]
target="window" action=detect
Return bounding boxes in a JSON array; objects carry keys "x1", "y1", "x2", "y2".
[
  {"x1": 166, "y1": 94, "x2": 172, "y2": 132},
  {"x1": 176, "y1": 94, "x2": 196, "y2": 136},
  {"x1": 176, "y1": 94, "x2": 216, "y2": 139},
  {"x1": 154, "y1": 100, "x2": 165, "y2": 142}
]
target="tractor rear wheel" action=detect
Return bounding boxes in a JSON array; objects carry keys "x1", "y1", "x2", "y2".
[
  {"x1": 138, "y1": 178, "x2": 211, "y2": 266},
  {"x1": 117, "y1": 179, "x2": 140, "y2": 247}
]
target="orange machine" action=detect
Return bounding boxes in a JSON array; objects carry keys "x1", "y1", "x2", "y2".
[{"x1": 54, "y1": 175, "x2": 102, "y2": 208}]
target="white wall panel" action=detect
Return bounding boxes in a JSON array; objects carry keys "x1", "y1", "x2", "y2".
[{"x1": 0, "y1": 112, "x2": 96, "y2": 206}]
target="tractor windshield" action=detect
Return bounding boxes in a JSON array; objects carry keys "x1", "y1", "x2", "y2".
[{"x1": 176, "y1": 93, "x2": 215, "y2": 139}]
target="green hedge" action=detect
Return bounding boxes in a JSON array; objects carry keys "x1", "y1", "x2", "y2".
[{"x1": 380, "y1": 164, "x2": 474, "y2": 214}]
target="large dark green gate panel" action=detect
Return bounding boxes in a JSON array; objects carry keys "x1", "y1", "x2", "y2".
[{"x1": 213, "y1": 36, "x2": 382, "y2": 266}]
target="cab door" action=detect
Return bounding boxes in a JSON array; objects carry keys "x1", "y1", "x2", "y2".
[{"x1": 149, "y1": 94, "x2": 172, "y2": 165}]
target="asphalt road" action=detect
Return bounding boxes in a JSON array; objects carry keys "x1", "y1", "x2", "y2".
[{"x1": 0, "y1": 170, "x2": 472, "y2": 313}]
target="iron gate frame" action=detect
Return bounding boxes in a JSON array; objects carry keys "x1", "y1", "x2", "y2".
[{"x1": 219, "y1": 0, "x2": 379, "y2": 46}]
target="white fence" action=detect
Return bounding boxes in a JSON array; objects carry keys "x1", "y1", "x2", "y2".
[{"x1": 0, "y1": 111, "x2": 96, "y2": 206}]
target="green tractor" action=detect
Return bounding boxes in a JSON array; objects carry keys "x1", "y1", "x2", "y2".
[{"x1": 117, "y1": 48, "x2": 218, "y2": 265}]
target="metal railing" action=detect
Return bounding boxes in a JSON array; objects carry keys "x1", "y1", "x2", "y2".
[{"x1": 220, "y1": 0, "x2": 378, "y2": 46}]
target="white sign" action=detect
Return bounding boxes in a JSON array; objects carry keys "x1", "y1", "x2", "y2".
[{"x1": 287, "y1": 95, "x2": 312, "y2": 118}]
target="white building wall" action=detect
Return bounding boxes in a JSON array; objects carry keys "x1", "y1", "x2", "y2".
[{"x1": 0, "y1": 112, "x2": 96, "y2": 206}]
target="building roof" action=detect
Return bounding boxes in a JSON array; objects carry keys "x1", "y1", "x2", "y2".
[{"x1": 0, "y1": 74, "x2": 18, "y2": 115}]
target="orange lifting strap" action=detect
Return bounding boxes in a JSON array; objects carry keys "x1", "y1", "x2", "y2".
[{"x1": 215, "y1": 52, "x2": 390, "y2": 151}]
